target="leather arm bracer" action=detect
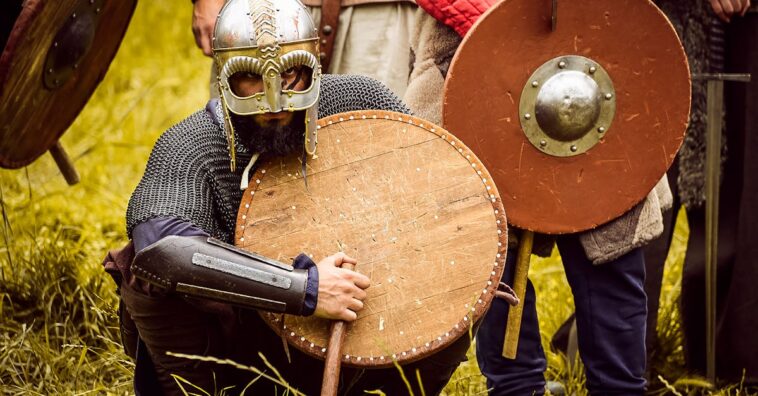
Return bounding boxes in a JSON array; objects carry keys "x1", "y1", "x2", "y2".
[{"x1": 131, "y1": 235, "x2": 310, "y2": 314}]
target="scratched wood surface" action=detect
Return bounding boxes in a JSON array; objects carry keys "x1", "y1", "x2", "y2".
[
  {"x1": 0, "y1": 0, "x2": 137, "y2": 168},
  {"x1": 236, "y1": 111, "x2": 508, "y2": 367}
]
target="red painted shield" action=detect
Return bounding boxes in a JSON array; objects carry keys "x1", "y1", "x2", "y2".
[{"x1": 443, "y1": 0, "x2": 690, "y2": 234}]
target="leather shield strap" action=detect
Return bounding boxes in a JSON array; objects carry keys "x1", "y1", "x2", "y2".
[{"x1": 318, "y1": 0, "x2": 341, "y2": 72}]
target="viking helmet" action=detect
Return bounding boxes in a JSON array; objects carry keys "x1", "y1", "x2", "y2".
[{"x1": 212, "y1": 0, "x2": 321, "y2": 171}]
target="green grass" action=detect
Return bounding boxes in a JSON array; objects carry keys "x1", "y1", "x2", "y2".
[{"x1": 0, "y1": 1, "x2": 755, "y2": 395}]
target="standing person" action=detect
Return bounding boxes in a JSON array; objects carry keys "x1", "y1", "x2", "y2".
[
  {"x1": 404, "y1": 2, "x2": 679, "y2": 395},
  {"x1": 651, "y1": 0, "x2": 758, "y2": 384},
  {"x1": 105, "y1": 0, "x2": 472, "y2": 394},
  {"x1": 191, "y1": 0, "x2": 416, "y2": 98},
  {"x1": 550, "y1": 0, "x2": 755, "y2": 386}
]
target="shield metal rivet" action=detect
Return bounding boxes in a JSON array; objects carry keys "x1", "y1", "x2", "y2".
[
  {"x1": 589, "y1": 66, "x2": 597, "y2": 74},
  {"x1": 532, "y1": 81, "x2": 539, "y2": 87},
  {"x1": 570, "y1": 145, "x2": 578, "y2": 152},
  {"x1": 598, "y1": 126, "x2": 606, "y2": 133},
  {"x1": 524, "y1": 113, "x2": 531, "y2": 120},
  {"x1": 540, "y1": 140, "x2": 547, "y2": 147},
  {"x1": 558, "y1": 61, "x2": 567, "y2": 69},
  {"x1": 605, "y1": 93, "x2": 613, "y2": 100}
]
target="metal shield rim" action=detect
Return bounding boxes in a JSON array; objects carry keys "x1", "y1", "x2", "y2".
[{"x1": 443, "y1": 0, "x2": 690, "y2": 234}]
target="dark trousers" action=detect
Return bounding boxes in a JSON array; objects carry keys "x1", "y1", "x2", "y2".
[
  {"x1": 120, "y1": 282, "x2": 470, "y2": 396},
  {"x1": 476, "y1": 235, "x2": 647, "y2": 396}
]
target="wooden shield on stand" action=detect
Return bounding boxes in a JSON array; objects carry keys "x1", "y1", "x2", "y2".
[
  {"x1": 443, "y1": 0, "x2": 691, "y2": 234},
  {"x1": 0, "y1": 0, "x2": 137, "y2": 169},
  {"x1": 235, "y1": 111, "x2": 508, "y2": 367}
]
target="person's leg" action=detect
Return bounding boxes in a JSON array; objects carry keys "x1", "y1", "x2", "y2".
[
  {"x1": 120, "y1": 285, "x2": 230, "y2": 395},
  {"x1": 718, "y1": 11, "x2": 758, "y2": 382},
  {"x1": 557, "y1": 236, "x2": 647, "y2": 396},
  {"x1": 232, "y1": 310, "x2": 327, "y2": 395},
  {"x1": 680, "y1": 204, "x2": 738, "y2": 376},
  {"x1": 642, "y1": 164, "x2": 680, "y2": 366},
  {"x1": 475, "y1": 249, "x2": 547, "y2": 396}
]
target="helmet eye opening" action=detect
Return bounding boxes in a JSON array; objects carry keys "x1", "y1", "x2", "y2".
[
  {"x1": 229, "y1": 71, "x2": 264, "y2": 98},
  {"x1": 282, "y1": 65, "x2": 313, "y2": 93}
]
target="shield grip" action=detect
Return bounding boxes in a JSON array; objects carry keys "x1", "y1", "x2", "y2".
[{"x1": 131, "y1": 236, "x2": 309, "y2": 315}]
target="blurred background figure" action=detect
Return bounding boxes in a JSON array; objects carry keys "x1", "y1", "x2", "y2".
[
  {"x1": 552, "y1": 0, "x2": 757, "y2": 386},
  {"x1": 650, "y1": 0, "x2": 758, "y2": 385}
]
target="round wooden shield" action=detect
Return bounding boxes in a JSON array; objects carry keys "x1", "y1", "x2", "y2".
[
  {"x1": 235, "y1": 111, "x2": 508, "y2": 367},
  {"x1": 0, "y1": 0, "x2": 137, "y2": 169},
  {"x1": 443, "y1": 0, "x2": 690, "y2": 234}
]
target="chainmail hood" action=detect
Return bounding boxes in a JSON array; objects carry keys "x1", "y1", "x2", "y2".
[{"x1": 126, "y1": 74, "x2": 411, "y2": 242}]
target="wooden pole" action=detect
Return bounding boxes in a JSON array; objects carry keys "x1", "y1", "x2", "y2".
[
  {"x1": 502, "y1": 230, "x2": 534, "y2": 359},
  {"x1": 49, "y1": 141, "x2": 80, "y2": 185},
  {"x1": 320, "y1": 262, "x2": 355, "y2": 396}
]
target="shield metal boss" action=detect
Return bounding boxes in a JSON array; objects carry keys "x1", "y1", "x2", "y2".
[
  {"x1": 443, "y1": 0, "x2": 690, "y2": 234},
  {"x1": 236, "y1": 111, "x2": 508, "y2": 367},
  {"x1": 0, "y1": 0, "x2": 137, "y2": 169}
]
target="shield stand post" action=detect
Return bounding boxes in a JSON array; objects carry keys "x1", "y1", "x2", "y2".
[
  {"x1": 693, "y1": 72, "x2": 750, "y2": 384},
  {"x1": 48, "y1": 141, "x2": 80, "y2": 185}
]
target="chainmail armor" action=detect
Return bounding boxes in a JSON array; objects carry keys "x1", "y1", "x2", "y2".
[
  {"x1": 126, "y1": 74, "x2": 411, "y2": 242},
  {"x1": 655, "y1": 0, "x2": 726, "y2": 208}
]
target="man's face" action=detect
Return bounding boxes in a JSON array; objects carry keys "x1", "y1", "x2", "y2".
[
  {"x1": 229, "y1": 65, "x2": 312, "y2": 127},
  {"x1": 228, "y1": 65, "x2": 312, "y2": 156}
]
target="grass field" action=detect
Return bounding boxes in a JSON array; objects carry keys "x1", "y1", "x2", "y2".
[{"x1": 0, "y1": 2, "x2": 754, "y2": 395}]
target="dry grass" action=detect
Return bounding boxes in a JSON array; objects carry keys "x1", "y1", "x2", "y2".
[{"x1": 0, "y1": 1, "x2": 755, "y2": 395}]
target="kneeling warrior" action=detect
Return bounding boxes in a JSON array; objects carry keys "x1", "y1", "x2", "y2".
[{"x1": 104, "y1": 0, "x2": 471, "y2": 394}]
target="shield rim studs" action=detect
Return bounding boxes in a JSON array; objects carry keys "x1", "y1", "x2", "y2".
[{"x1": 519, "y1": 55, "x2": 616, "y2": 157}]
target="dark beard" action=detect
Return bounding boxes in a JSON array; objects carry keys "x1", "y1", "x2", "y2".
[{"x1": 230, "y1": 111, "x2": 305, "y2": 157}]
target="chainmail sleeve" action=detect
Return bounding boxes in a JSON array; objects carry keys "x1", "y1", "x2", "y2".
[
  {"x1": 319, "y1": 74, "x2": 412, "y2": 116},
  {"x1": 125, "y1": 110, "x2": 242, "y2": 241}
]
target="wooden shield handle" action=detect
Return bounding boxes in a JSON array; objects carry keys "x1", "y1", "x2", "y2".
[{"x1": 320, "y1": 261, "x2": 355, "y2": 396}]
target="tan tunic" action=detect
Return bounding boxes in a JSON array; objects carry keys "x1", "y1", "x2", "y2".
[{"x1": 308, "y1": 3, "x2": 416, "y2": 97}]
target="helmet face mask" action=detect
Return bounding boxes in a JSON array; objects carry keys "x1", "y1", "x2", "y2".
[{"x1": 212, "y1": 0, "x2": 321, "y2": 170}]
